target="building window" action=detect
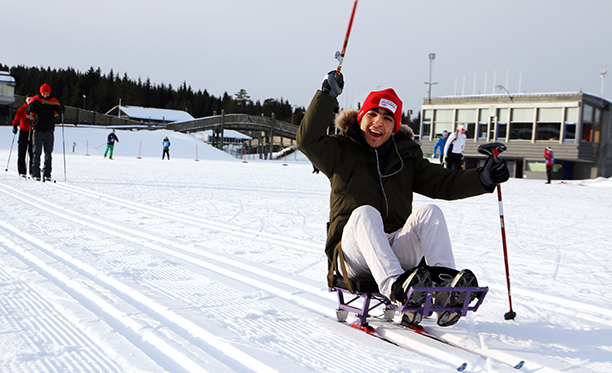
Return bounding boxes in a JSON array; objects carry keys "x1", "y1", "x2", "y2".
[
  {"x1": 497, "y1": 122, "x2": 508, "y2": 140},
  {"x1": 477, "y1": 122, "x2": 488, "y2": 139},
  {"x1": 466, "y1": 123, "x2": 475, "y2": 139},
  {"x1": 422, "y1": 122, "x2": 431, "y2": 139},
  {"x1": 526, "y1": 160, "x2": 547, "y2": 172},
  {"x1": 527, "y1": 160, "x2": 562, "y2": 173},
  {"x1": 434, "y1": 109, "x2": 453, "y2": 139},
  {"x1": 457, "y1": 109, "x2": 477, "y2": 122},
  {"x1": 510, "y1": 123, "x2": 533, "y2": 140},
  {"x1": 510, "y1": 108, "x2": 534, "y2": 140},
  {"x1": 564, "y1": 122, "x2": 577, "y2": 141},
  {"x1": 422, "y1": 110, "x2": 433, "y2": 139},
  {"x1": 581, "y1": 104, "x2": 593, "y2": 142},
  {"x1": 582, "y1": 122, "x2": 593, "y2": 141},
  {"x1": 564, "y1": 107, "x2": 578, "y2": 142},
  {"x1": 536, "y1": 123, "x2": 561, "y2": 140},
  {"x1": 496, "y1": 108, "x2": 509, "y2": 140}
]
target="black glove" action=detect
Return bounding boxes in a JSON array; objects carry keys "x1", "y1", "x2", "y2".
[
  {"x1": 480, "y1": 155, "x2": 509, "y2": 189},
  {"x1": 60, "y1": 104, "x2": 66, "y2": 114},
  {"x1": 321, "y1": 70, "x2": 344, "y2": 98},
  {"x1": 12, "y1": 126, "x2": 18, "y2": 134}
]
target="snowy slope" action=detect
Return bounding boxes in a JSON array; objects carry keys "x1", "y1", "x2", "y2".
[{"x1": 0, "y1": 126, "x2": 611, "y2": 372}]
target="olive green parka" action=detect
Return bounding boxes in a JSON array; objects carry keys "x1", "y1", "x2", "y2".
[{"x1": 297, "y1": 91, "x2": 492, "y2": 287}]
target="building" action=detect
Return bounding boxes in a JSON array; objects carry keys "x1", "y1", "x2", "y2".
[
  {"x1": 191, "y1": 129, "x2": 252, "y2": 145},
  {"x1": 0, "y1": 71, "x2": 15, "y2": 106},
  {"x1": 420, "y1": 92, "x2": 612, "y2": 180},
  {"x1": 105, "y1": 105, "x2": 194, "y2": 124},
  {"x1": 0, "y1": 71, "x2": 16, "y2": 124}
]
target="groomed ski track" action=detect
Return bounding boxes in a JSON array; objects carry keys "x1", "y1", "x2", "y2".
[{"x1": 1, "y1": 161, "x2": 611, "y2": 372}]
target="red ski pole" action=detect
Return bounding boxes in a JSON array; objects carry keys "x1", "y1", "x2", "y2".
[
  {"x1": 335, "y1": 0, "x2": 358, "y2": 75},
  {"x1": 495, "y1": 173, "x2": 516, "y2": 320},
  {"x1": 479, "y1": 142, "x2": 516, "y2": 321}
]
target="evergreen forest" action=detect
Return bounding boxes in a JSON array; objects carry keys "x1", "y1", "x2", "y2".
[
  {"x1": 1, "y1": 64, "x2": 305, "y2": 125},
  {"x1": 1, "y1": 64, "x2": 419, "y2": 131}
]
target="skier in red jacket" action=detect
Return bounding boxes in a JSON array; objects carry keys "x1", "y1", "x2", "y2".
[
  {"x1": 12, "y1": 94, "x2": 35, "y2": 177},
  {"x1": 544, "y1": 147, "x2": 554, "y2": 184}
]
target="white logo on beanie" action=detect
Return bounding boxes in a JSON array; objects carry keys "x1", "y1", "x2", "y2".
[{"x1": 379, "y1": 98, "x2": 397, "y2": 113}]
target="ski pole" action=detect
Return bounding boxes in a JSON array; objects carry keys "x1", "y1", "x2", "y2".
[
  {"x1": 27, "y1": 129, "x2": 33, "y2": 176},
  {"x1": 335, "y1": 0, "x2": 358, "y2": 75},
  {"x1": 478, "y1": 142, "x2": 516, "y2": 321},
  {"x1": 5, "y1": 132, "x2": 16, "y2": 171},
  {"x1": 495, "y1": 180, "x2": 516, "y2": 320},
  {"x1": 61, "y1": 113, "x2": 67, "y2": 181}
]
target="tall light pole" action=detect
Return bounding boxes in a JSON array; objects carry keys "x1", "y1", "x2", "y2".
[
  {"x1": 83, "y1": 94, "x2": 86, "y2": 110},
  {"x1": 601, "y1": 66, "x2": 607, "y2": 98},
  {"x1": 425, "y1": 53, "x2": 438, "y2": 104},
  {"x1": 495, "y1": 85, "x2": 513, "y2": 142}
]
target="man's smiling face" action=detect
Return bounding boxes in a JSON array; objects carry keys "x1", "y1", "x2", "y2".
[{"x1": 359, "y1": 108, "x2": 396, "y2": 148}]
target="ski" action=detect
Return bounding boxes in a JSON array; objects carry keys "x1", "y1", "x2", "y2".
[
  {"x1": 368, "y1": 319, "x2": 525, "y2": 371},
  {"x1": 414, "y1": 323, "x2": 527, "y2": 370},
  {"x1": 346, "y1": 319, "x2": 471, "y2": 371}
]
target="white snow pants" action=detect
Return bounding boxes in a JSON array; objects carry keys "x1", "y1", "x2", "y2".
[{"x1": 341, "y1": 204, "x2": 456, "y2": 299}]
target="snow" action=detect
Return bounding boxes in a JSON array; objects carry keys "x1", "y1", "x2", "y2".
[
  {"x1": 1, "y1": 125, "x2": 611, "y2": 372},
  {"x1": 106, "y1": 106, "x2": 195, "y2": 123}
]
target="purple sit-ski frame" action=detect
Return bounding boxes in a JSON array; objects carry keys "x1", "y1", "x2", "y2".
[{"x1": 330, "y1": 280, "x2": 489, "y2": 327}]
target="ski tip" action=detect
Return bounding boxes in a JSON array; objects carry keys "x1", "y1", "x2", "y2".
[
  {"x1": 514, "y1": 361, "x2": 525, "y2": 369},
  {"x1": 457, "y1": 362, "x2": 467, "y2": 371}
]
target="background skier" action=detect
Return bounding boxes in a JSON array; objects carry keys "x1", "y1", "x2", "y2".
[
  {"x1": 433, "y1": 130, "x2": 449, "y2": 161},
  {"x1": 162, "y1": 136, "x2": 170, "y2": 160},
  {"x1": 544, "y1": 147, "x2": 554, "y2": 184},
  {"x1": 297, "y1": 71, "x2": 509, "y2": 327},
  {"x1": 26, "y1": 84, "x2": 63, "y2": 181},
  {"x1": 443, "y1": 124, "x2": 467, "y2": 170},
  {"x1": 12, "y1": 94, "x2": 35, "y2": 177},
  {"x1": 104, "y1": 129, "x2": 119, "y2": 159}
]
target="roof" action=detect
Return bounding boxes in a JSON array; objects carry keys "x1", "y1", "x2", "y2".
[
  {"x1": 0, "y1": 71, "x2": 15, "y2": 85},
  {"x1": 106, "y1": 105, "x2": 194, "y2": 122},
  {"x1": 203, "y1": 129, "x2": 251, "y2": 139},
  {"x1": 424, "y1": 91, "x2": 611, "y2": 107}
]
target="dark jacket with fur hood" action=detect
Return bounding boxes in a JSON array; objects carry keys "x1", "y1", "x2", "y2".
[{"x1": 297, "y1": 91, "x2": 490, "y2": 285}]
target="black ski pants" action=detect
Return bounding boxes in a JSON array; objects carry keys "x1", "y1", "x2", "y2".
[
  {"x1": 17, "y1": 129, "x2": 34, "y2": 176},
  {"x1": 32, "y1": 130, "x2": 54, "y2": 179},
  {"x1": 445, "y1": 152, "x2": 463, "y2": 170}
]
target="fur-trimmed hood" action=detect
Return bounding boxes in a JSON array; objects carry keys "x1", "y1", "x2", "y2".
[{"x1": 334, "y1": 108, "x2": 414, "y2": 139}]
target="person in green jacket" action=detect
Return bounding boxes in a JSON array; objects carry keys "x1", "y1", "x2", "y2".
[
  {"x1": 297, "y1": 71, "x2": 509, "y2": 327},
  {"x1": 104, "y1": 129, "x2": 119, "y2": 160}
]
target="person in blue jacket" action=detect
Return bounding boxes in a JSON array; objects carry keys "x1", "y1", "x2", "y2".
[
  {"x1": 433, "y1": 130, "x2": 448, "y2": 161},
  {"x1": 162, "y1": 137, "x2": 171, "y2": 160}
]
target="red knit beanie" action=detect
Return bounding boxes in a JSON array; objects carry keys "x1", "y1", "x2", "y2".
[
  {"x1": 357, "y1": 88, "x2": 403, "y2": 133},
  {"x1": 40, "y1": 83, "x2": 51, "y2": 94}
]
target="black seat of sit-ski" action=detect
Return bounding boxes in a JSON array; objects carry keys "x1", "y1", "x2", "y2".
[{"x1": 332, "y1": 274, "x2": 380, "y2": 294}]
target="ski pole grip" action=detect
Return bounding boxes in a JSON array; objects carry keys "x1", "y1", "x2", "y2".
[{"x1": 478, "y1": 142, "x2": 507, "y2": 157}]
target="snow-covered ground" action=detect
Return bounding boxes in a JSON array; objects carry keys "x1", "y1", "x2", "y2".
[{"x1": 1, "y1": 126, "x2": 611, "y2": 372}]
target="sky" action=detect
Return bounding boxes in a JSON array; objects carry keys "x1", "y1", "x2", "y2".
[{"x1": 3, "y1": 0, "x2": 612, "y2": 116}]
